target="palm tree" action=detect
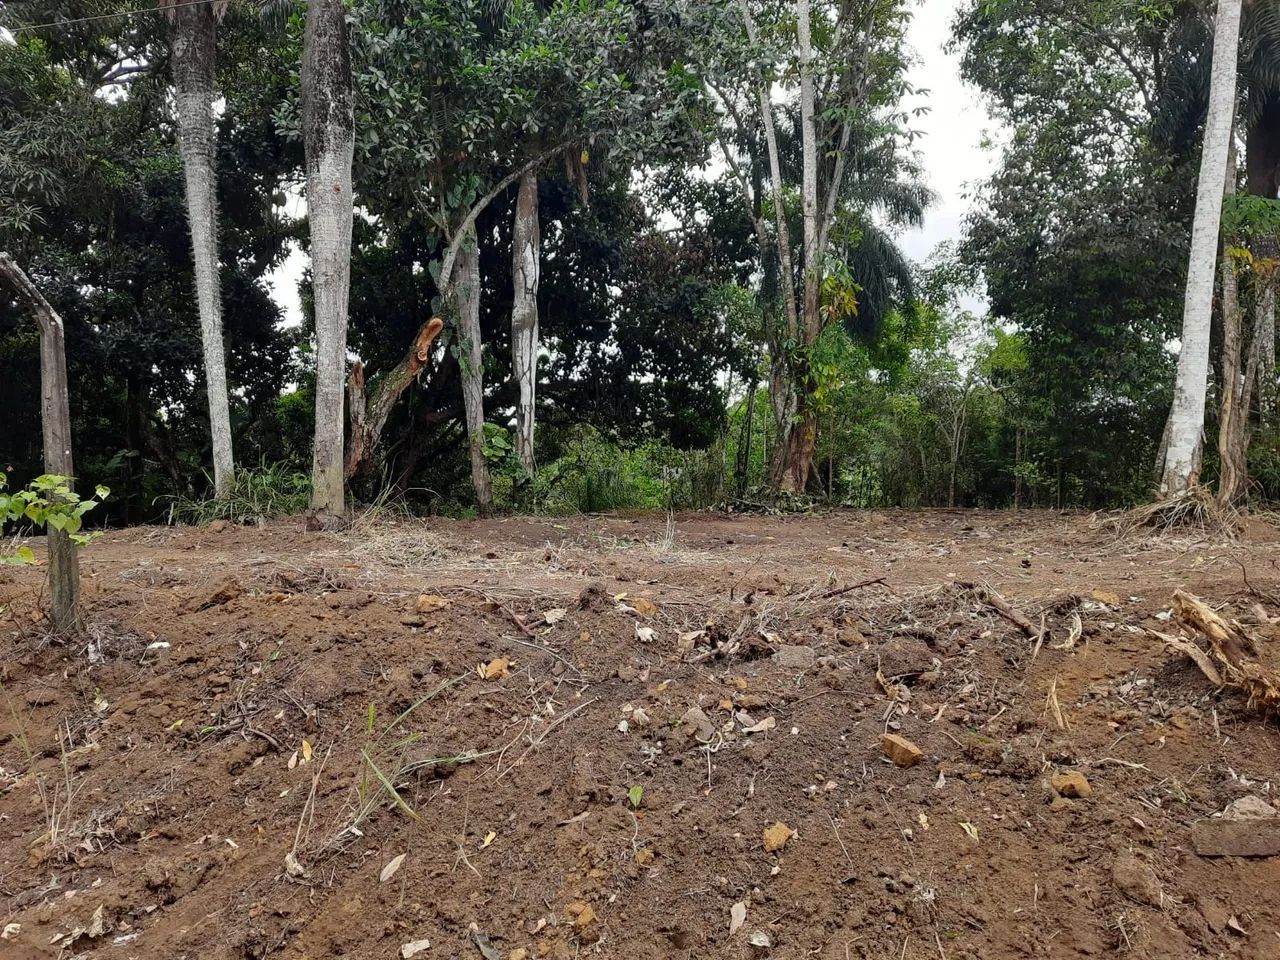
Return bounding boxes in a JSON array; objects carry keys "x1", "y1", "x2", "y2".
[
  {"x1": 167, "y1": 0, "x2": 235, "y2": 498},
  {"x1": 1160, "y1": 0, "x2": 1243, "y2": 496},
  {"x1": 302, "y1": 0, "x2": 355, "y2": 517}
]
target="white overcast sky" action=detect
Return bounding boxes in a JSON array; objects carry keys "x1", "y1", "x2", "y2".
[
  {"x1": 900, "y1": 0, "x2": 997, "y2": 265},
  {"x1": 268, "y1": 0, "x2": 997, "y2": 325}
]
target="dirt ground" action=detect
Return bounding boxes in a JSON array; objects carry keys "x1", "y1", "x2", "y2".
[{"x1": 2, "y1": 509, "x2": 1280, "y2": 960}]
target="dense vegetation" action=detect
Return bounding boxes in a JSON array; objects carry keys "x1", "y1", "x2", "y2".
[{"x1": 2, "y1": 0, "x2": 1279, "y2": 521}]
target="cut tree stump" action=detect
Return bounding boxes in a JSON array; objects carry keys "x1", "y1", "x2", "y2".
[{"x1": 0, "y1": 253, "x2": 81, "y2": 634}]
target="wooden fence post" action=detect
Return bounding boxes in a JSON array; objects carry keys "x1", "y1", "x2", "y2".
[{"x1": 0, "y1": 253, "x2": 81, "y2": 634}]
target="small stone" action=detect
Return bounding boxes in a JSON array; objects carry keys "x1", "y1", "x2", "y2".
[
  {"x1": 1050, "y1": 771, "x2": 1092, "y2": 799},
  {"x1": 1112, "y1": 854, "x2": 1163, "y2": 908},
  {"x1": 881, "y1": 733, "x2": 924, "y2": 768},
  {"x1": 208, "y1": 519, "x2": 228, "y2": 533},
  {"x1": 762, "y1": 821, "x2": 793, "y2": 852}
]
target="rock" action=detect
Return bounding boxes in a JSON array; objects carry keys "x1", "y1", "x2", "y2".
[
  {"x1": 1050, "y1": 771, "x2": 1092, "y2": 799},
  {"x1": 1112, "y1": 854, "x2": 1163, "y2": 908},
  {"x1": 748, "y1": 931, "x2": 772, "y2": 950},
  {"x1": 679, "y1": 706, "x2": 716, "y2": 743},
  {"x1": 208, "y1": 519, "x2": 227, "y2": 533},
  {"x1": 399, "y1": 939, "x2": 431, "y2": 958},
  {"x1": 762, "y1": 821, "x2": 793, "y2": 852},
  {"x1": 1192, "y1": 796, "x2": 1280, "y2": 858},
  {"x1": 881, "y1": 733, "x2": 924, "y2": 768},
  {"x1": 1196, "y1": 895, "x2": 1231, "y2": 934},
  {"x1": 775, "y1": 645, "x2": 817, "y2": 670}
]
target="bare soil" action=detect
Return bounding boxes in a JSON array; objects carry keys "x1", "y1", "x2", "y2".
[{"x1": 2, "y1": 509, "x2": 1280, "y2": 959}]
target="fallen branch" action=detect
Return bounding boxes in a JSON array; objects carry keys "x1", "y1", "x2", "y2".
[
  {"x1": 962, "y1": 583, "x2": 1039, "y2": 639},
  {"x1": 813, "y1": 576, "x2": 887, "y2": 600}
]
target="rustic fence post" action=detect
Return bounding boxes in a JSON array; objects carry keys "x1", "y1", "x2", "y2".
[{"x1": 0, "y1": 253, "x2": 81, "y2": 634}]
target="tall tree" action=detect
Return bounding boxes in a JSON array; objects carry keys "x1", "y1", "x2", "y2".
[
  {"x1": 168, "y1": 0, "x2": 236, "y2": 497},
  {"x1": 1161, "y1": 0, "x2": 1243, "y2": 496},
  {"x1": 302, "y1": 0, "x2": 356, "y2": 516}
]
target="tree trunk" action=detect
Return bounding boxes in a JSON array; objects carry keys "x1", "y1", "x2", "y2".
[
  {"x1": 770, "y1": 0, "x2": 821, "y2": 495},
  {"x1": 511, "y1": 169, "x2": 541, "y2": 477},
  {"x1": 1160, "y1": 0, "x2": 1242, "y2": 496},
  {"x1": 345, "y1": 318, "x2": 445, "y2": 482},
  {"x1": 173, "y1": 2, "x2": 234, "y2": 498},
  {"x1": 1217, "y1": 137, "x2": 1248, "y2": 505},
  {"x1": 302, "y1": 0, "x2": 355, "y2": 516},
  {"x1": 456, "y1": 235, "x2": 493, "y2": 513},
  {"x1": 0, "y1": 254, "x2": 80, "y2": 635},
  {"x1": 1258, "y1": 281, "x2": 1277, "y2": 429}
]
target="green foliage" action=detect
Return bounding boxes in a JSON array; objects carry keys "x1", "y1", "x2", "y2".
[
  {"x1": 1, "y1": 474, "x2": 110, "y2": 564},
  {"x1": 164, "y1": 462, "x2": 311, "y2": 526}
]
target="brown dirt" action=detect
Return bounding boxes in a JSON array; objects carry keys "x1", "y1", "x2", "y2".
[{"x1": 2, "y1": 509, "x2": 1280, "y2": 959}]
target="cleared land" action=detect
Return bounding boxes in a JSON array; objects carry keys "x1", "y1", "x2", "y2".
[{"x1": 1, "y1": 510, "x2": 1279, "y2": 959}]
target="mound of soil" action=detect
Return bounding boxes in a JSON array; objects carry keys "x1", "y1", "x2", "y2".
[{"x1": 1, "y1": 510, "x2": 1278, "y2": 959}]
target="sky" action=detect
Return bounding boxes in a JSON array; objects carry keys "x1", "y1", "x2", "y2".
[
  {"x1": 899, "y1": 0, "x2": 998, "y2": 266},
  {"x1": 268, "y1": 0, "x2": 999, "y2": 326}
]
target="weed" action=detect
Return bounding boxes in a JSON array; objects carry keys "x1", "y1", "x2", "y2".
[{"x1": 163, "y1": 460, "x2": 311, "y2": 526}]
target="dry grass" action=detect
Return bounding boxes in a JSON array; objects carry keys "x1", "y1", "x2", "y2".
[{"x1": 1111, "y1": 486, "x2": 1242, "y2": 540}]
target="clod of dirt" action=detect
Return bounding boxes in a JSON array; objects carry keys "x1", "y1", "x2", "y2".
[
  {"x1": 882, "y1": 733, "x2": 924, "y2": 767},
  {"x1": 1112, "y1": 853, "x2": 1163, "y2": 908},
  {"x1": 775, "y1": 644, "x2": 817, "y2": 670},
  {"x1": 184, "y1": 576, "x2": 242, "y2": 613},
  {"x1": 567, "y1": 902, "x2": 597, "y2": 930},
  {"x1": 762, "y1": 822, "x2": 793, "y2": 852},
  {"x1": 876, "y1": 638, "x2": 936, "y2": 680},
  {"x1": 1050, "y1": 770, "x2": 1092, "y2": 799},
  {"x1": 415, "y1": 595, "x2": 450, "y2": 614},
  {"x1": 679, "y1": 706, "x2": 716, "y2": 743},
  {"x1": 1192, "y1": 796, "x2": 1280, "y2": 858}
]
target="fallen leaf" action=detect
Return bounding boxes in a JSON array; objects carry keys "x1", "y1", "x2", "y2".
[
  {"x1": 742, "y1": 716, "x2": 776, "y2": 734},
  {"x1": 543, "y1": 608, "x2": 567, "y2": 625},
  {"x1": 481, "y1": 831, "x2": 497, "y2": 848},
  {"x1": 558, "y1": 811, "x2": 590, "y2": 826},
  {"x1": 471, "y1": 929, "x2": 502, "y2": 960},
  {"x1": 301, "y1": 739, "x2": 313, "y2": 764},
  {"x1": 729, "y1": 900, "x2": 747, "y2": 936},
  {"x1": 400, "y1": 938, "x2": 432, "y2": 958},
  {"x1": 86, "y1": 905, "x2": 107, "y2": 939},
  {"x1": 284, "y1": 851, "x2": 306, "y2": 877},
  {"x1": 478, "y1": 658, "x2": 513, "y2": 680},
  {"x1": 287, "y1": 750, "x2": 298, "y2": 770},
  {"x1": 762, "y1": 821, "x2": 793, "y2": 852},
  {"x1": 1, "y1": 923, "x2": 19, "y2": 940},
  {"x1": 380, "y1": 853, "x2": 406, "y2": 883},
  {"x1": 635, "y1": 625, "x2": 658, "y2": 643},
  {"x1": 959, "y1": 822, "x2": 980, "y2": 842}
]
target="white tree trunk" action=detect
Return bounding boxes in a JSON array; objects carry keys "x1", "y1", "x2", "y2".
[
  {"x1": 173, "y1": 3, "x2": 234, "y2": 498},
  {"x1": 456, "y1": 234, "x2": 493, "y2": 511},
  {"x1": 1161, "y1": 0, "x2": 1243, "y2": 495},
  {"x1": 511, "y1": 169, "x2": 541, "y2": 476},
  {"x1": 302, "y1": 0, "x2": 355, "y2": 515},
  {"x1": 795, "y1": 0, "x2": 820, "y2": 346}
]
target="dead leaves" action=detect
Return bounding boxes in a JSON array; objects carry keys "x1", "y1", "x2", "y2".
[
  {"x1": 380, "y1": 853, "x2": 406, "y2": 883},
  {"x1": 478, "y1": 658, "x2": 514, "y2": 680},
  {"x1": 729, "y1": 900, "x2": 748, "y2": 935}
]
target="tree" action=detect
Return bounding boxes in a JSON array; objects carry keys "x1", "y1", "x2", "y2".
[
  {"x1": 167, "y1": 0, "x2": 237, "y2": 497},
  {"x1": 302, "y1": 0, "x2": 356, "y2": 516},
  {"x1": 1161, "y1": 0, "x2": 1244, "y2": 496}
]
